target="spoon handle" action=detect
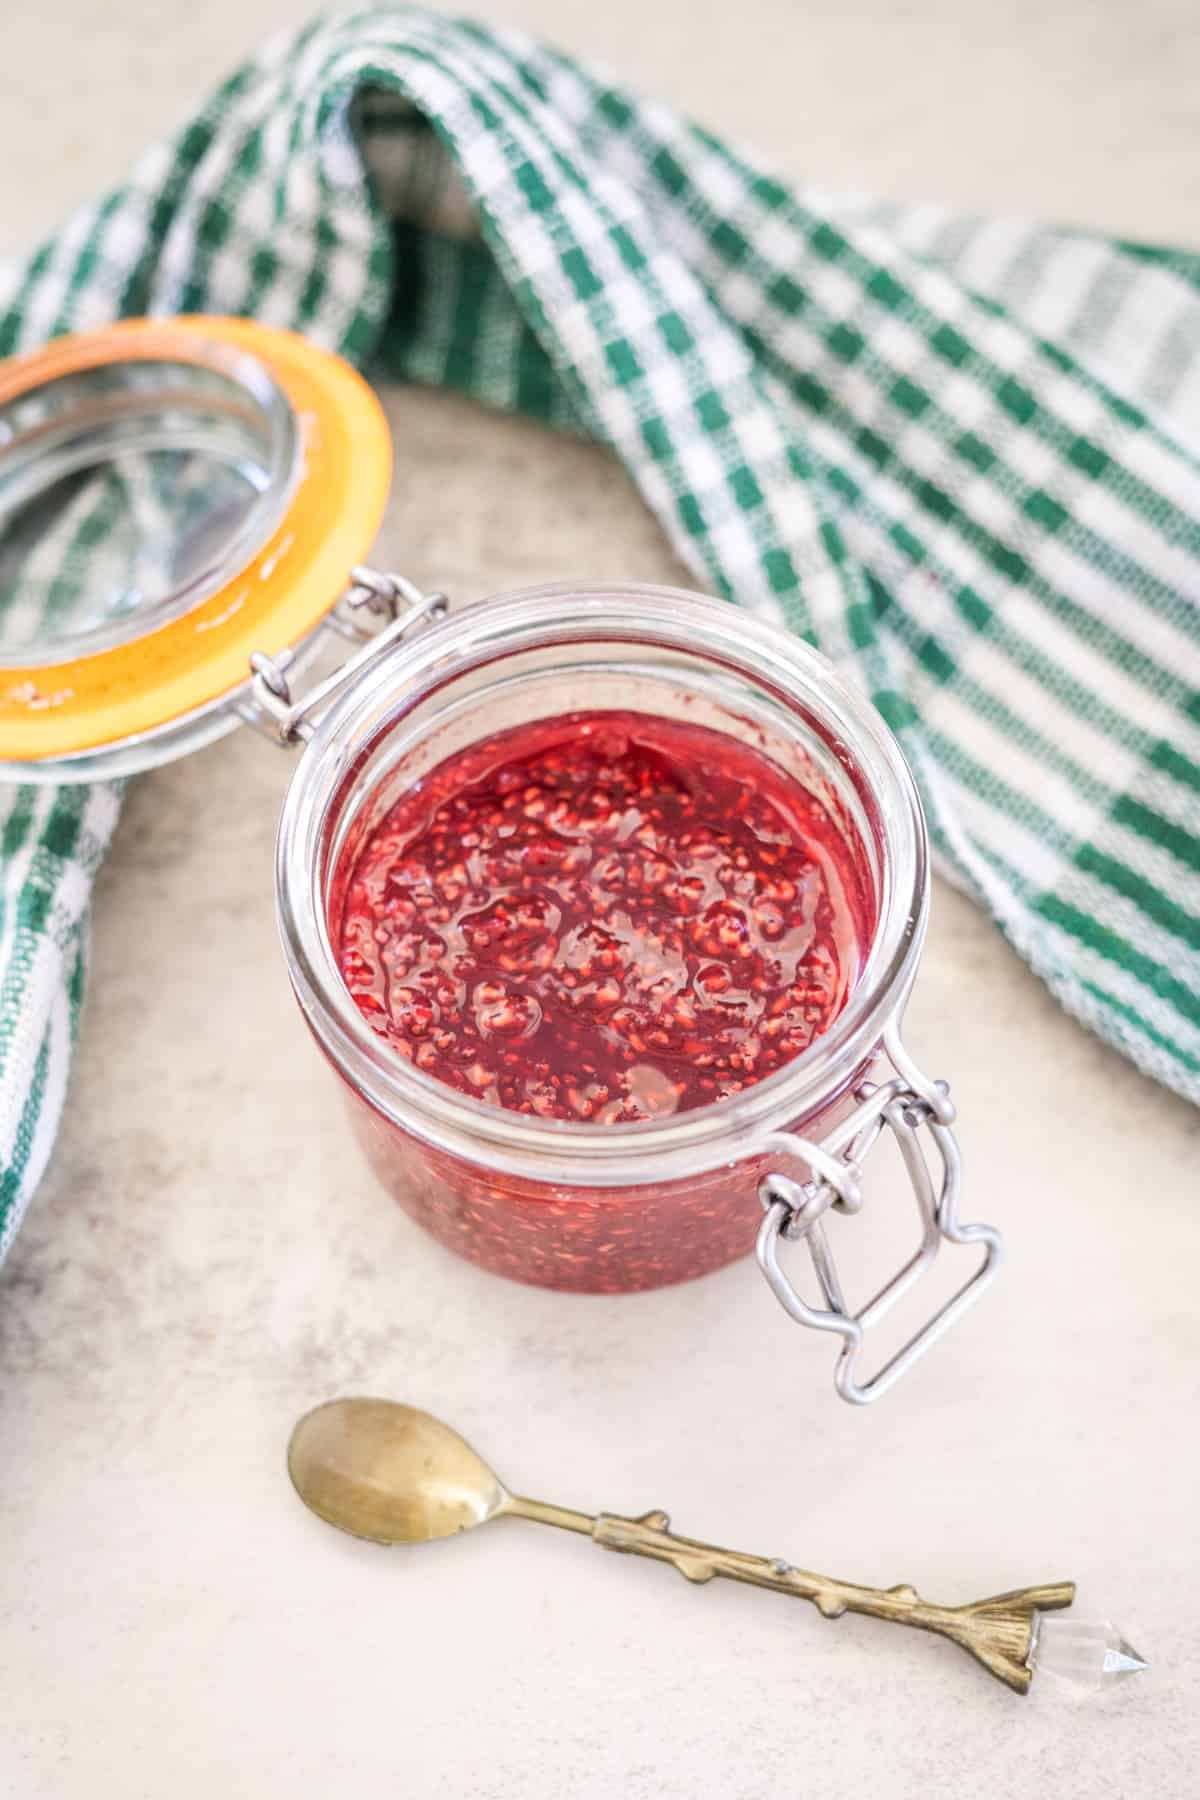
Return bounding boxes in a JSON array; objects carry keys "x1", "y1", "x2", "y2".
[{"x1": 512, "y1": 1497, "x2": 1073, "y2": 1694}]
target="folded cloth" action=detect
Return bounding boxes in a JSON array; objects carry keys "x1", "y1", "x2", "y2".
[{"x1": 2, "y1": 8, "x2": 1199, "y2": 1261}]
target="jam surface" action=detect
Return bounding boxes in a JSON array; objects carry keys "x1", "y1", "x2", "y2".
[{"x1": 337, "y1": 711, "x2": 871, "y2": 1123}]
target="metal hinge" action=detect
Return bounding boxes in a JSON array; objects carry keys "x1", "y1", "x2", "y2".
[
  {"x1": 239, "y1": 567, "x2": 447, "y2": 746},
  {"x1": 755, "y1": 1021, "x2": 1003, "y2": 1405}
]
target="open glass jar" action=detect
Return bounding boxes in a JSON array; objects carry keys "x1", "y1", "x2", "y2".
[{"x1": 0, "y1": 317, "x2": 1002, "y2": 1404}]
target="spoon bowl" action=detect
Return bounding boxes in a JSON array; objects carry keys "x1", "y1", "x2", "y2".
[{"x1": 288, "y1": 1398, "x2": 510, "y2": 1544}]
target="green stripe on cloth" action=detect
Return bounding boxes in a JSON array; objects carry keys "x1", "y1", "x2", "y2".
[{"x1": 1, "y1": 5, "x2": 1199, "y2": 1262}]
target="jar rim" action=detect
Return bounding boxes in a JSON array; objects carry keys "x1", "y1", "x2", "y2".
[{"x1": 275, "y1": 582, "x2": 929, "y2": 1185}]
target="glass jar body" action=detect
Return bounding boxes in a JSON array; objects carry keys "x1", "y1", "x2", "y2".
[
  {"x1": 336, "y1": 1054, "x2": 876, "y2": 1291},
  {"x1": 277, "y1": 584, "x2": 927, "y2": 1296}
]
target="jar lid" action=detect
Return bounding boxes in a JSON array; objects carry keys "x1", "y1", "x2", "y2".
[{"x1": 0, "y1": 316, "x2": 391, "y2": 780}]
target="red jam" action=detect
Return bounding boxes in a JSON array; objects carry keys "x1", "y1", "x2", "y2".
[
  {"x1": 337, "y1": 711, "x2": 870, "y2": 1124},
  {"x1": 331, "y1": 709, "x2": 875, "y2": 1292}
]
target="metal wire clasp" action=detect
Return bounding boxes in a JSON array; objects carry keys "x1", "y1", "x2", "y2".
[
  {"x1": 241, "y1": 567, "x2": 447, "y2": 745},
  {"x1": 755, "y1": 1022, "x2": 1002, "y2": 1405}
]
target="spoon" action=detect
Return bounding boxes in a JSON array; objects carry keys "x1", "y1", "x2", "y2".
[{"x1": 288, "y1": 1398, "x2": 1141, "y2": 1695}]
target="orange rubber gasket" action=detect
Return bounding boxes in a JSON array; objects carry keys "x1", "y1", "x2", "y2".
[{"x1": 0, "y1": 316, "x2": 392, "y2": 762}]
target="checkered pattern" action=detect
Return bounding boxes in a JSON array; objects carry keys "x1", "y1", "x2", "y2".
[{"x1": 2, "y1": 8, "x2": 1199, "y2": 1261}]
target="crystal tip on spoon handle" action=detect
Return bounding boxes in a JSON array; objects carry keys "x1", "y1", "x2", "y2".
[{"x1": 1026, "y1": 1611, "x2": 1149, "y2": 1694}]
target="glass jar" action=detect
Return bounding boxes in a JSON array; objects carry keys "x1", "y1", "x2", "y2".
[
  {"x1": 273, "y1": 582, "x2": 1001, "y2": 1400},
  {"x1": 0, "y1": 317, "x2": 1001, "y2": 1404}
]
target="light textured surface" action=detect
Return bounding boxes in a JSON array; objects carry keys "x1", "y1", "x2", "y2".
[{"x1": 2, "y1": 5, "x2": 1199, "y2": 1798}]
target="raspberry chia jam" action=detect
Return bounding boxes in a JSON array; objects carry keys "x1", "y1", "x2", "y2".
[{"x1": 337, "y1": 711, "x2": 871, "y2": 1126}]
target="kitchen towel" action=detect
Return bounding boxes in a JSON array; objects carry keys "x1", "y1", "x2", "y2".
[{"x1": 2, "y1": 5, "x2": 1199, "y2": 1260}]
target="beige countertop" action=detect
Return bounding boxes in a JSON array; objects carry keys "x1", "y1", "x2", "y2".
[{"x1": 2, "y1": 4, "x2": 1198, "y2": 1796}]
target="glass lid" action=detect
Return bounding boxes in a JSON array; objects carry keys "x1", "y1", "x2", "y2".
[
  {"x1": 0, "y1": 350, "x2": 298, "y2": 663},
  {"x1": 0, "y1": 317, "x2": 391, "y2": 782}
]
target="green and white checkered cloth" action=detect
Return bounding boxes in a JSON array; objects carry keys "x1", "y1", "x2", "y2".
[{"x1": 2, "y1": 7, "x2": 1200, "y2": 1262}]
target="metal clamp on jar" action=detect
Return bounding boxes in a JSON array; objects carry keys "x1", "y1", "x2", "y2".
[{"x1": 0, "y1": 317, "x2": 1002, "y2": 1404}]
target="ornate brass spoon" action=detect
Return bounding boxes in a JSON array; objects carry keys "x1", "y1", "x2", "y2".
[{"x1": 288, "y1": 1398, "x2": 1145, "y2": 1696}]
